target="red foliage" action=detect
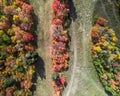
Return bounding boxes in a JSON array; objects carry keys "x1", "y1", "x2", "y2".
[
  {"x1": 54, "y1": 79, "x2": 62, "y2": 87},
  {"x1": 52, "y1": 18, "x2": 63, "y2": 25},
  {"x1": 53, "y1": 64, "x2": 61, "y2": 72},
  {"x1": 6, "y1": 91, "x2": 13, "y2": 96},
  {"x1": 52, "y1": 0, "x2": 69, "y2": 17},
  {"x1": 112, "y1": 62, "x2": 118, "y2": 67},
  {"x1": 20, "y1": 22, "x2": 32, "y2": 31},
  {"x1": 16, "y1": 0, "x2": 24, "y2": 6},
  {"x1": 51, "y1": 0, "x2": 70, "y2": 95},
  {"x1": 23, "y1": 33, "x2": 34, "y2": 42},
  {"x1": 64, "y1": 53, "x2": 69, "y2": 59},
  {"x1": 91, "y1": 31, "x2": 98, "y2": 39},
  {"x1": 25, "y1": 45, "x2": 34, "y2": 51},
  {"x1": 60, "y1": 77, "x2": 66, "y2": 85},
  {"x1": 16, "y1": 0, "x2": 33, "y2": 13},
  {"x1": 21, "y1": 3, "x2": 33, "y2": 14},
  {"x1": 20, "y1": 80, "x2": 33, "y2": 89},
  {"x1": 96, "y1": 17, "x2": 106, "y2": 26}
]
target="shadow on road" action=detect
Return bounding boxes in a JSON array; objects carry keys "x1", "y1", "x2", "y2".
[
  {"x1": 69, "y1": 0, "x2": 77, "y2": 21},
  {"x1": 31, "y1": 5, "x2": 46, "y2": 95}
]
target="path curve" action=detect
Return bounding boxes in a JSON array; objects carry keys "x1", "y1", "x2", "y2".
[
  {"x1": 66, "y1": 19, "x2": 77, "y2": 96},
  {"x1": 64, "y1": 0, "x2": 114, "y2": 96}
]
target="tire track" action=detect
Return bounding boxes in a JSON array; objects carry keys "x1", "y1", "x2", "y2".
[
  {"x1": 100, "y1": 0, "x2": 112, "y2": 25},
  {"x1": 109, "y1": 0, "x2": 120, "y2": 24},
  {"x1": 64, "y1": 0, "x2": 108, "y2": 96},
  {"x1": 81, "y1": 1, "x2": 107, "y2": 94},
  {"x1": 66, "y1": 19, "x2": 77, "y2": 96}
]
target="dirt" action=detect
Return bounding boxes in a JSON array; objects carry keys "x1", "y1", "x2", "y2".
[{"x1": 29, "y1": 0, "x2": 53, "y2": 96}]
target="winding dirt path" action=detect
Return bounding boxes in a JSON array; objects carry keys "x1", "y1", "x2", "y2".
[
  {"x1": 66, "y1": 19, "x2": 77, "y2": 96},
  {"x1": 64, "y1": 0, "x2": 109, "y2": 96}
]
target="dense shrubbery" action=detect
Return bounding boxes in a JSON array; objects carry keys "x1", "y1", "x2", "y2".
[
  {"x1": 91, "y1": 17, "x2": 120, "y2": 96},
  {"x1": 51, "y1": 0, "x2": 71, "y2": 96},
  {"x1": 0, "y1": 0, "x2": 37, "y2": 95}
]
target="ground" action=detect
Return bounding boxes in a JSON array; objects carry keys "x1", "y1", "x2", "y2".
[{"x1": 29, "y1": 0, "x2": 120, "y2": 96}]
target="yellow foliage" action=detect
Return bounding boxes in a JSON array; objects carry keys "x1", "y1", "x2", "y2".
[
  {"x1": 103, "y1": 41, "x2": 109, "y2": 47},
  {"x1": 16, "y1": 7, "x2": 21, "y2": 12},
  {"x1": 109, "y1": 29, "x2": 115, "y2": 35},
  {"x1": 28, "y1": 66, "x2": 35, "y2": 75},
  {"x1": 111, "y1": 33, "x2": 115, "y2": 37},
  {"x1": 112, "y1": 37, "x2": 118, "y2": 43},
  {"x1": 111, "y1": 42, "x2": 115, "y2": 46},
  {"x1": 0, "y1": 30, "x2": 3, "y2": 36},
  {"x1": 16, "y1": 58, "x2": 21, "y2": 65},
  {"x1": 117, "y1": 53, "x2": 120, "y2": 59},
  {"x1": 94, "y1": 46, "x2": 102, "y2": 52},
  {"x1": 11, "y1": 36, "x2": 16, "y2": 43},
  {"x1": 107, "y1": 45, "x2": 114, "y2": 50},
  {"x1": 13, "y1": 15, "x2": 19, "y2": 21},
  {"x1": 13, "y1": 1, "x2": 17, "y2": 5},
  {"x1": 1, "y1": 16, "x2": 5, "y2": 19}
]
